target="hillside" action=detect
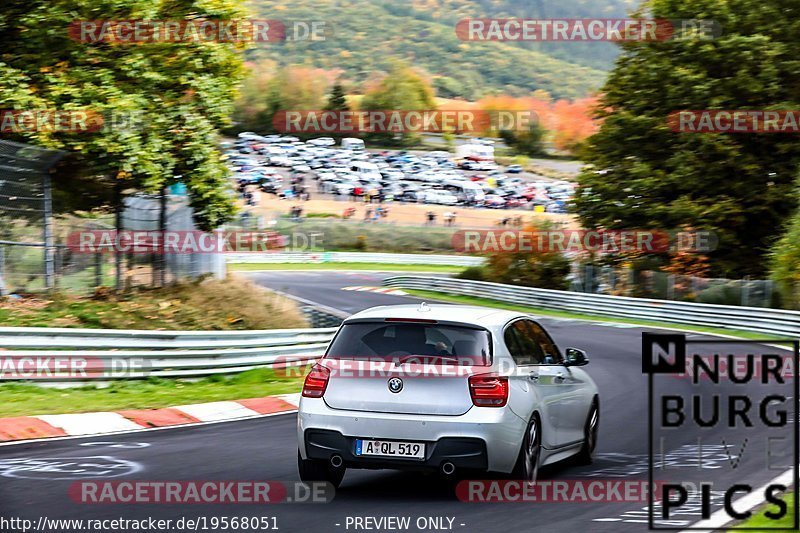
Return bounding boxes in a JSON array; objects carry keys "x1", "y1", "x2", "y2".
[{"x1": 246, "y1": 0, "x2": 638, "y2": 99}]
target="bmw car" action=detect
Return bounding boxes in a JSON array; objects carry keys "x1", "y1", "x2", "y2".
[{"x1": 297, "y1": 303, "x2": 599, "y2": 487}]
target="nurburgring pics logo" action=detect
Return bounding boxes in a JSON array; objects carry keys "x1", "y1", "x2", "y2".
[
  {"x1": 272, "y1": 110, "x2": 537, "y2": 134},
  {"x1": 455, "y1": 19, "x2": 721, "y2": 41},
  {"x1": 669, "y1": 110, "x2": 800, "y2": 133},
  {"x1": 643, "y1": 333, "x2": 799, "y2": 529}
]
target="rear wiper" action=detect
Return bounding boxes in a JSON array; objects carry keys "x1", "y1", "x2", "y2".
[{"x1": 395, "y1": 354, "x2": 461, "y2": 365}]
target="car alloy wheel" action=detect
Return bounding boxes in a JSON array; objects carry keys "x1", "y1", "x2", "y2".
[
  {"x1": 510, "y1": 415, "x2": 541, "y2": 482},
  {"x1": 586, "y1": 406, "x2": 599, "y2": 455},
  {"x1": 576, "y1": 401, "x2": 599, "y2": 465},
  {"x1": 521, "y1": 416, "x2": 541, "y2": 482}
]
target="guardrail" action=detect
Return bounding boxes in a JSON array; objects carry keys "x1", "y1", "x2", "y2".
[
  {"x1": 382, "y1": 276, "x2": 800, "y2": 338},
  {"x1": 226, "y1": 251, "x2": 484, "y2": 267},
  {"x1": 0, "y1": 327, "x2": 337, "y2": 381}
]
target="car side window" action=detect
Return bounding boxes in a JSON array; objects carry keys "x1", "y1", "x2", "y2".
[
  {"x1": 503, "y1": 326, "x2": 525, "y2": 363},
  {"x1": 504, "y1": 320, "x2": 544, "y2": 366},
  {"x1": 523, "y1": 320, "x2": 563, "y2": 365}
]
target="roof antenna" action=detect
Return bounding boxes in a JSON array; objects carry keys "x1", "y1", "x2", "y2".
[{"x1": 418, "y1": 302, "x2": 430, "y2": 312}]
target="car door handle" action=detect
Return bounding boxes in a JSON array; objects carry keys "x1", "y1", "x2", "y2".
[
  {"x1": 528, "y1": 372, "x2": 539, "y2": 381},
  {"x1": 554, "y1": 372, "x2": 566, "y2": 382}
]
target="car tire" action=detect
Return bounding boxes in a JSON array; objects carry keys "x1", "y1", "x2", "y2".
[
  {"x1": 511, "y1": 414, "x2": 541, "y2": 482},
  {"x1": 576, "y1": 400, "x2": 599, "y2": 465},
  {"x1": 297, "y1": 450, "x2": 346, "y2": 489}
]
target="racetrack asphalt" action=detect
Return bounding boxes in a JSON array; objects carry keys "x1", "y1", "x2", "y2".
[{"x1": 0, "y1": 270, "x2": 795, "y2": 533}]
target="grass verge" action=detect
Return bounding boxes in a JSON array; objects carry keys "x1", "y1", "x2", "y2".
[
  {"x1": 0, "y1": 277, "x2": 307, "y2": 330},
  {"x1": 228, "y1": 262, "x2": 464, "y2": 273},
  {"x1": 731, "y1": 492, "x2": 796, "y2": 530},
  {"x1": 404, "y1": 289, "x2": 774, "y2": 340},
  {"x1": 0, "y1": 368, "x2": 306, "y2": 418}
]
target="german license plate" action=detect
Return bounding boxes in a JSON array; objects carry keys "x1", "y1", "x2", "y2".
[{"x1": 355, "y1": 439, "x2": 425, "y2": 459}]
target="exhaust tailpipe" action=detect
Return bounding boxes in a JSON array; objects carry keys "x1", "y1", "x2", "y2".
[
  {"x1": 330, "y1": 454, "x2": 343, "y2": 468},
  {"x1": 441, "y1": 462, "x2": 455, "y2": 476}
]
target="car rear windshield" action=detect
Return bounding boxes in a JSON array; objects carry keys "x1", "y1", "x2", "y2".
[{"x1": 325, "y1": 321, "x2": 491, "y2": 365}]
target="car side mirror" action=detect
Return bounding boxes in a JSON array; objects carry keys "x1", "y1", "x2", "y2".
[{"x1": 564, "y1": 347, "x2": 589, "y2": 367}]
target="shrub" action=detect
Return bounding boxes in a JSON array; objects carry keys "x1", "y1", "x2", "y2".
[
  {"x1": 770, "y1": 208, "x2": 800, "y2": 309},
  {"x1": 695, "y1": 283, "x2": 743, "y2": 306},
  {"x1": 456, "y1": 266, "x2": 486, "y2": 281}
]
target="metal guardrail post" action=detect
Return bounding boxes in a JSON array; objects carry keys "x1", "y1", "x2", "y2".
[
  {"x1": 0, "y1": 245, "x2": 6, "y2": 296},
  {"x1": 114, "y1": 183, "x2": 123, "y2": 290},
  {"x1": 94, "y1": 250, "x2": 102, "y2": 288},
  {"x1": 42, "y1": 173, "x2": 55, "y2": 290}
]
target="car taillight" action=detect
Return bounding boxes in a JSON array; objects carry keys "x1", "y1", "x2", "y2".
[
  {"x1": 302, "y1": 364, "x2": 330, "y2": 398},
  {"x1": 468, "y1": 374, "x2": 508, "y2": 407}
]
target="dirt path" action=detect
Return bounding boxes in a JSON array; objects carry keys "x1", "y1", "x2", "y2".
[{"x1": 251, "y1": 195, "x2": 577, "y2": 229}]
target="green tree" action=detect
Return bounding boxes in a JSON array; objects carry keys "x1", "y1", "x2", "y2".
[
  {"x1": 0, "y1": 0, "x2": 246, "y2": 230},
  {"x1": 573, "y1": 0, "x2": 800, "y2": 277},
  {"x1": 325, "y1": 82, "x2": 349, "y2": 111},
  {"x1": 499, "y1": 123, "x2": 547, "y2": 157},
  {"x1": 360, "y1": 62, "x2": 436, "y2": 145}
]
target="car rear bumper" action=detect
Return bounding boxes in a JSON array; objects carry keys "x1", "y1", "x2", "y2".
[
  {"x1": 297, "y1": 398, "x2": 527, "y2": 473},
  {"x1": 304, "y1": 429, "x2": 488, "y2": 472}
]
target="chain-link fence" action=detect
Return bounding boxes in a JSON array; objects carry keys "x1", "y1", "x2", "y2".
[
  {"x1": 0, "y1": 140, "x2": 63, "y2": 295},
  {"x1": 0, "y1": 140, "x2": 224, "y2": 295},
  {"x1": 114, "y1": 194, "x2": 226, "y2": 289},
  {"x1": 569, "y1": 263, "x2": 777, "y2": 308}
]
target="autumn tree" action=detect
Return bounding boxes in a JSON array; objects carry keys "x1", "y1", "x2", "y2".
[
  {"x1": 232, "y1": 60, "x2": 278, "y2": 134},
  {"x1": 458, "y1": 219, "x2": 571, "y2": 290}
]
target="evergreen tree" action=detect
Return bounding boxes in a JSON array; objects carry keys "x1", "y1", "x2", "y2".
[{"x1": 325, "y1": 83, "x2": 349, "y2": 111}]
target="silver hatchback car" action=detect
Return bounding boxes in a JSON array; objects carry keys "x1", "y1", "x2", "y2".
[{"x1": 297, "y1": 303, "x2": 599, "y2": 487}]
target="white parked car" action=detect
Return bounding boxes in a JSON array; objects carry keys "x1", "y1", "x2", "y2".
[
  {"x1": 423, "y1": 189, "x2": 459, "y2": 205},
  {"x1": 297, "y1": 304, "x2": 599, "y2": 487},
  {"x1": 269, "y1": 156, "x2": 291, "y2": 167},
  {"x1": 333, "y1": 181, "x2": 355, "y2": 195},
  {"x1": 308, "y1": 137, "x2": 336, "y2": 147}
]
